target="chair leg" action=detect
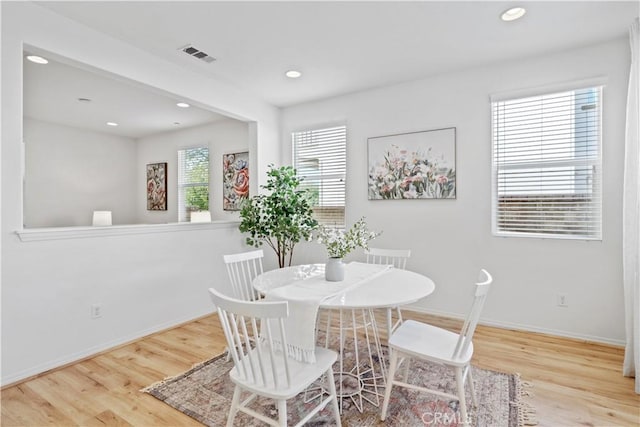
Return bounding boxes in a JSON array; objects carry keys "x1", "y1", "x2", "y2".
[
  {"x1": 467, "y1": 365, "x2": 478, "y2": 407},
  {"x1": 380, "y1": 349, "x2": 398, "y2": 421},
  {"x1": 326, "y1": 366, "x2": 342, "y2": 426},
  {"x1": 455, "y1": 367, "x2": 469, "y2": 427},
  {"x1": 324, "y1": 309, "x2": 333, "y2": 348},
  {"x1": 386, "y1": 308, "x2": 393, "y2": 341},
  {"x1": 277, "y1": 399, "x2": 287, "y2": 427},
  {"x1": 402, "y1": 357, "x2": 411, "y2": 383},
  {"x1": 227, "y1": 385, "x2": 241, "y2": 427}
]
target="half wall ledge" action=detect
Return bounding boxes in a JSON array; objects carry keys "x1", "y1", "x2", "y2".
[{"x1": 16, "y1": 220, "x2": 240, "y2": 242}]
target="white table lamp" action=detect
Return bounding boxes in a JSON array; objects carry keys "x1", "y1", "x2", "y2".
[
  {"x1": 190, "y1": 211, "x2": 211, "y2": 223},
  {"x1": 92, "y1": 211, "x2": 112, "y2": 226}
]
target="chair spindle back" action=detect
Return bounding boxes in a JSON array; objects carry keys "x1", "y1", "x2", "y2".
[
  {"x1": 223, "y1": 249, "x2": 264, "y2": 301},
  {"x1": 209, "y1": 287, "x2": 292, "y2": 390},
  {"x1": 365, "y1": 248, "x2": 411, "y2": 270},
  {"x1": 452, "y1": 269, "x2": 493, "y2": 360}
]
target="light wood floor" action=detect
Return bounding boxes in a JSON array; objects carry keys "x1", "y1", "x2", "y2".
[{"x1": 2, "y1": 311, "x2": 638, "y2": 426}]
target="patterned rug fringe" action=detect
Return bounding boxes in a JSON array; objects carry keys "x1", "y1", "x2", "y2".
[
  {"x1": 140, "y1": 353, "x2": 225, "y2": 393},
  {"x1": 143, "y1": 353, "x2": 535, "y2": 427},
  {"x1": 511, "y1": 373, "x2": 538, "y2": 426}
]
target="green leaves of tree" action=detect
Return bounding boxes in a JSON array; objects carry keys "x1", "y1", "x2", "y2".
[
  {"x1": 184, "y1": 147, "x2": 209, "y2": 211},
  {"x1": 239, "y1": 165, "x2": 318, "y2": 268}
]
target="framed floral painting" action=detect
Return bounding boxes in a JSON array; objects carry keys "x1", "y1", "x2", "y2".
[
  {"x1": 223, "y1": 151, "x2": 249, "y2": 211},
  {"x1": 368, "y1": 127, "x2": 456, "y2": 200},
  {"x1": 146, "y1": 162, "x2": 167, "y2": 210}
]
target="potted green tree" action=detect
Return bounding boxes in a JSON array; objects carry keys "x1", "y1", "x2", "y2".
[{"x1": 239, "y1": 165, "x2": 318, "y2": 268}]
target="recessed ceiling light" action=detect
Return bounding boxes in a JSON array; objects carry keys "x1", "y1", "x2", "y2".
[
  {"x1": 106, "y1": 122, "x2": 119, "y2": 127},
  {"x1": 501, "y1": 7, "x2": 526, "y2": 22},
  {"x1": 176, "y1": 102, "x2": 190, "y2": 108},
  {"x1": 173, "y1": 122, "x2": 181, "y2": 126},
  {"x1": 77, "y1": 98, "x2": 92, "y2": 103},
  {"x1": 26, "y1": 55, "x2": 48, "y2": 64},
  {"x1": 285, "y1": 70, "x2": 302, "y2": 79}
]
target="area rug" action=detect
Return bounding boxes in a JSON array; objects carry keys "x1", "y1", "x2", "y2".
[{"x1": 142, "y1": 351, "x2": 536, "y2": 427}]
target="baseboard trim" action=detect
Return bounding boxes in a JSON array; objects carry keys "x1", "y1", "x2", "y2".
[
  {"x1": 404, "y1": 305, "x2": 626, "y2": 348},
  {"x1": 1, "y1": 310, "x2": 214, "y2": 388}
]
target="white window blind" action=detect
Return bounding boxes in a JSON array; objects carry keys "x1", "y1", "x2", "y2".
[
  {"x1": 292, "y1": 125, "x2": 346, "y2": 227},
  {"x1": 492, "y1": 86, "x2": 602, "y2": 239},
  {"x1": 177, "y1": 147, "x2": 209, "y2": 222}
]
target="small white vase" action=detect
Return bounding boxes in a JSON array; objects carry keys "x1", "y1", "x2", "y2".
[{"x1": 325, "y1": 257, "x2": 345, "y2": 282}]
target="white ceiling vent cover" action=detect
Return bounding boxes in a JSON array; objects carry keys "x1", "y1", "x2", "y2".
[{"x1": 179, "y1": 45, "x2": 216, "y2": 63}]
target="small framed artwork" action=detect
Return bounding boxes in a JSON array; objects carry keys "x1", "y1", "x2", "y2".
[
  {"x1": 368, "y1": 127, "x2": 456, "y2": 200},
  {"x1": 223, "y1": 151, "x2": 249, "y2": 211},
  {"x1": 147, "y1": 162, "x2": 167, "y2": 210}
]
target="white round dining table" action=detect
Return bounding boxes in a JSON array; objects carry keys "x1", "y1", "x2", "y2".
[
  {"x1": 252, "y1": 263, "x2": 436, "y2": 413},
  {"x1": 252, "y1": 263, "x2": 435, "y2": 309}
]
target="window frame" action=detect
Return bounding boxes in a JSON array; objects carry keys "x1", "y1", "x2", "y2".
[
  {"x1": 177, "y1": 146, "x2": 210, "y2": 222},
  {"x1": 292, "y1": 124, "x2": 347, "y2": 228},
  {"x1": 490, "y1": 81, "x2": 604, "y2": 240}
]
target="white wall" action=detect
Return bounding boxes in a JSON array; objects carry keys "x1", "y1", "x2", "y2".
[
  {"x1": 282, "y1": 39, "x2": 630, "y2": 345},
  {"x1": 23, "y1": 118, "x2": 250, "y2": 227},
  {"x1": 1, "y1": 2, "x2": 280, "y2": 385},
  {"x1": 136, "y1": 119, "x2": 249, "y2": 223},
  {"x1": 24, "y1": 118, "x2": 138, "y2": 227}
]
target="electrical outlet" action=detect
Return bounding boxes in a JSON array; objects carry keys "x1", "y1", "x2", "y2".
[
  {"x1": 557, "y1": 293, "x2": 569, "y2": 307},
  {"x1": 91, "y1": 303, "x2": 103, "y2": 319}
]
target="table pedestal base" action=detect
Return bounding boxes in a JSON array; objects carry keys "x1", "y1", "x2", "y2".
[{"x1": 308, "y1": 308, "x2": 387, "y2": 413}]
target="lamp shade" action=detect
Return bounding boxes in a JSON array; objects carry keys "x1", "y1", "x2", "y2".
[
  {"x1": 92, "y1": 211, "x2": 112, "y2": 226},
  {"x1": 190, "y1": 211, "x2": 211, "y2": 223}
]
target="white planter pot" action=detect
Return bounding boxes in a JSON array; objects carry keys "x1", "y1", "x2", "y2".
[{"x1": 325, "y1": 257, "x2": 345, "y2": 282}]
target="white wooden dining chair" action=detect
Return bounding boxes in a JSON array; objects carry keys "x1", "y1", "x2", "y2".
[
  {"x1": 364, "y1": 247, "x2": 411, "y2": 340},
  {"x1": 380, "y1": 269, "x2": 493, "y2": 426},
  {"x1": 208, "y1": 287, "x2": 342, "y2": 427},
  {"x1": 223, "y1": 249, "x2": 264, "y2": 302}
]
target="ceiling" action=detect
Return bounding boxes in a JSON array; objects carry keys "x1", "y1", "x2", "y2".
[
  {"x1": 23, "y1": 53, "x2": 230, "y2": 139},
  {"x1": 25, "y1": 1, "x2": 638, "y2": 137}
]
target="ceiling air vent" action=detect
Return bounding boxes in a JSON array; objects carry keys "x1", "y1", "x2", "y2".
[{"x1": 179, "y1": 44, "x2": 216, "y2": 63}]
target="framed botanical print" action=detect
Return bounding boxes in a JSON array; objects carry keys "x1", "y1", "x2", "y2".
[
  {"x1": 147, "y1": 162, "x2": 167, "y2": 210},
  {"x1": 368, "y1": 127, "x2": 456, "y2": 200},
  {"x1": 222, "y1": 152, "x2": 249, "y2": 211}
]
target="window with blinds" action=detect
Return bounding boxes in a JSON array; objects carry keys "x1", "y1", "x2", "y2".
[
  {"x1": 292, "y1": 125, "x2": 347, "y2": 227},
  {"x1": 491, "y1": 86, "x2": 602, "y2": 239},
  {"x1": 177, "y1": 147, "x2": 209, "y2": 222}
]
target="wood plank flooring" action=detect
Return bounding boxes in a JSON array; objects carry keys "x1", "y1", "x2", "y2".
[{"x1": 2, "y1": 311, "x2": 638, "y2": 426}]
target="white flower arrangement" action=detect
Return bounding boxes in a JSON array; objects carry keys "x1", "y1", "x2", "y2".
[{"x1": 317, "y1": 217, "x2": 380, "y2": 259}]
